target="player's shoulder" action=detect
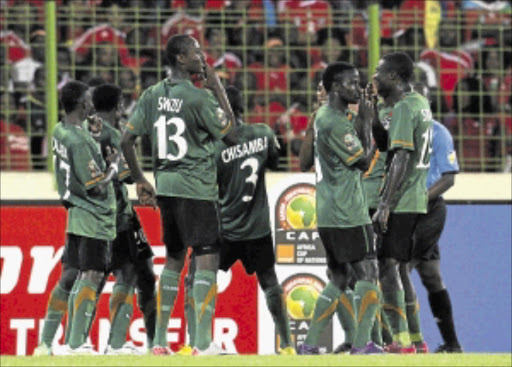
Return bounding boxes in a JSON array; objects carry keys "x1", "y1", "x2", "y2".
[
  {"x1": 433, "y1": 120, "x2": 452, "y2": 139},
  {"x1": 244, "y1": 122, "x2": 274, "y2": 137}
]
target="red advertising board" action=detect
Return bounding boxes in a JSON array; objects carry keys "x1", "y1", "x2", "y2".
[{"x1": 0, "y1": 206, "x2": 258, "y2": 355}]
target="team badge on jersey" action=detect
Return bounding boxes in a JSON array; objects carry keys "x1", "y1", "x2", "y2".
[
  {"x1": 216, "y1": 107, "x2": 228, "y2": 127},
  {"x1": 88, "y1": 159, "x2": 102, "y2": 178},
  {"x1": 344, "y1": 133, "x2": 356, "y2": 151},
  {"x1": 382, "y1": 111, "x2": 392, "y2": 130},
  {"x1": 448, "y1": 150, "x2": 457, "y2": 165}
]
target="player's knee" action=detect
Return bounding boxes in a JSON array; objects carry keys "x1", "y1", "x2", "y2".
[
  {"x1": 329, "y1": 266, "x2": 349, "y2": 290},
  {"x1": 352, "y1": 259, "x2": 378, "y2": 284},
  {"x1": 59, "y1": 266, "x2": 79, "y2": 291},
  {"x1": 193, "y1": 243, "x2": 220, "y2": 257},
  {"x1": 81, "y1": 269, "x2": 105, "y2": 286},
  {"x1": 114, "y1": 263, "x2": 137, "y2": 286},
  {"x1": 256, "y1": 266, "x2": 278, "y2": 291},
  {"x1": 419, "y1": 270, "x2": 444, "y2": 293}
]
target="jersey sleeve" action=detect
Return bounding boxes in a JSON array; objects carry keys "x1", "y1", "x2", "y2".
[
  {"x1": 434, "y1": 123, "x2": 460, "y2": 174},
  {"x1": 69, "y1": 142, "x2": 105, "y2": 190},
  {"x1": 193, "y1": 90, "x2": 233, "y2": 140},
  {"x1": 126, "y1": 90, "x2": 151, "y2": 136},
  {"x1": 388, "y1": 101, "x2": 415, "y2": 151},
  {"x1": 326, "y1": 123, "x2": 364, "y2": 166}
]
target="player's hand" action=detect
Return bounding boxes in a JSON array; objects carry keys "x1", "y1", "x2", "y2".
[
  {"x1": 87, "y1": 114, "x2": 103, "y2": 139},
  {"x1": 136, "y1": 178, "x2": 157, "y2": 209},
  {"x1": 372, "y1": 202, "x2": 390, "y2": 235},
  {"x1": 358, "y1": 86, "x2": 374, "y2": 123},
  {"x1": 105, "y1": 146, "x2": 121, "y2": 166},
  {"x1": 204, "y1": 65, "x2": 222, "y2": 90}
]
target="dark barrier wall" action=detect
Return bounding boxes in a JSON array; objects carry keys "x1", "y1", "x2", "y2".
[{"x1": 413, "y1": 204, "x2": 511, "y2": 352}]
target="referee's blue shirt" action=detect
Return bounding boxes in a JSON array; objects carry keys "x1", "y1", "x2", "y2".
[{"x1": 427, "y1": 120, "x2": 460, "y2": 189}]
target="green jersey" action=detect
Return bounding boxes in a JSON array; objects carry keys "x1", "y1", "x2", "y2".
[
  {"x1": 314, "y1": 105, "x2": 371, "y2": 228},
  {"x1": 96, "y1": 119, "x2": 133, "y2": 233},
  {"x1": 52, "y1": 122, "x2": 116, "y2": 241},
  {"x1": 127, "y1": 79, "x2": 233, "y2": 201},
  {"x1": 362, "y1": 104, "x2": 392, "y2": 209},
  {"x1": 215, "y1": 123, "x2": 279, "y2": 241},
  {"x1": 386, "y1": 91, "x2": 433, "y2": 213}
]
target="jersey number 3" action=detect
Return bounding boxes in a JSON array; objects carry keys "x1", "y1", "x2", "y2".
[
  {"x1": 241, "y1": 157, "x2": 259, "y2": 202},
  {"x1": 154, "y1": 115, "x2": 188, "y2": 161}
]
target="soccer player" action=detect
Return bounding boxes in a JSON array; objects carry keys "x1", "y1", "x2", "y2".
[
  {"x1": 34, "y1": 80, "x2": 118, "y2": 355},
  {"x1": 299, "y1": 81, "x2": 360, "y2": 354},
  {"x1": 297, "y1": 62, "x2": 383, "y2": 355},
  {"x1": 91, "y1": 83, "x2": 157, "y2": 355},
  {"x1": 372, "y1": 52, "x2": 433, "y2": 354},
  {"x1": 400, "y1": 82, "x2": 463, "y2": 353},
  {"x1": 121, "y1": 34, "x2": 238, "y2": 356}
]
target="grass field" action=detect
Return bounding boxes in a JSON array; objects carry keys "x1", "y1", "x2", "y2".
[{"x1": 1, "y1": 354, "x2": 511, "y2": 367}]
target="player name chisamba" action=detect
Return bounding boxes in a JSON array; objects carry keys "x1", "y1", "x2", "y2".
[{"x1": 221, "y1": 137, "x2": 268, "y2": 163}]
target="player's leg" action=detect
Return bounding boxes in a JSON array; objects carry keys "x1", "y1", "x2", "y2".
[
  {"x1": 332, "y1": 268, "x2": 357, "y2": 353},
  {"x1": 378, "y1": 213, "x2": 419, "y2": 353},
  {"x1": 35, "y1": 259, "x2": 79, "y2": 355},
  {"x1": 152, "y1": 197, "x2": 186, "y2": 354},
  {"x1": 299, "y1": 228, "x2": 348, "y2": 355},
  {"x1": 348, "y1": 225, "x2": 383, "y2": 354},
  {"x1": 248, "y1": 234, "x2": 293, "y2": 354},
  {"x1": 400, "y1": 261, "x2": 426, "y2": 351},
  {"x1": 66, "y1": 236, "x2": 109, "y2": 351},
  {"x1": 178, "y1": 250, "x2": 195, "y2": 355},
  {"x1": 106, "y1": 230, "x2": 138, "y2": 354}
]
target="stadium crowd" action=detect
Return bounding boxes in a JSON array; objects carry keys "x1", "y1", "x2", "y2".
[{"x1": 1, "y1": 0, "x2": 511, "y2": 172}]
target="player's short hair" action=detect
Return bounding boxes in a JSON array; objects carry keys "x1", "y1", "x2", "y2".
[
  {"x1": 61, "y1": 81, "x2": 89, "y2": 114},
  {"x1": 87, "y1": 76, "x2": 106, "y2": 88},
  {"x1": 382, "y1": 52, "x2": 414, "y2": 83},
  {"x1": 322, "y1": 62, "x2": 356, "y2": 93},
  {"x1": 225, "y1": 86, "x2": 244, "y2": 116},
  {"x1": 165, "y1": 34, "x2": 196, "y2": 66},
  {"x1": 92, "y1": 83, "x2": 122, "y2": 112}
]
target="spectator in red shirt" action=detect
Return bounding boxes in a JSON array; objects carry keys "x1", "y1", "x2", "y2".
[
  {"x1": 161, "y1": 0, "x2": 206, "y2": 47},
  {"x1": 204, "y1": 24, "x2": 242, "y2": 85}
]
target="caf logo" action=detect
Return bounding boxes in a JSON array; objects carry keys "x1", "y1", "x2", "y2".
[
  {"x1": 282, "y1": 273, "x2": 325, "y2": 320},
  {"x1": 276, "y1": 183, "x2": 317, "y2": 230}
]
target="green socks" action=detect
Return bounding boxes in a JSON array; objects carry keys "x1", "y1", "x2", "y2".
[
  {"x1": 65, "y1": 280, "x2": 80, "y2": 345},
  {"x1": 406, "y1": 301, "x2": 423, "y2": 344},
  {"x1": 68, "y1": 279, "x2": 97, "y2": 348},
  {"x1": 193, "y1": 270, "x2": 217, "y2": 350},
  {"x1": 304, "y1": 282, "x2": 341, "y2": 346},
  {"x1": 382, "y1": 290, "x2": 412, "y2": 346},
  {"x1": 353, "y1": 281, "x2": 381, "y2": 348},
  {"x1": 40, "y1": 284, "x2": 70, "y2": 347},
  {"x1": 108, "y1": 283, "x2": 134, "y2": 349},
  {"x1": 336, "y1": 290, "x2": 357, "y2": 345},
  {"x1": 185, "y1": 291, "x2": 196, "y2": 347},
  {"x1": 154, "y1": 269, "x2": 180, "y2": 347},
  {"x1": 264, "y1": 284, "x2": 292, "y2": 349}
]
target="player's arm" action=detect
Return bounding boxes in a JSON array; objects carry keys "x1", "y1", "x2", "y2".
[
  {"x1": 299, "y1": 112, "x2": 315, "y2": 172},
  {"x1": 352, "y1": 87, "x2": 378, "y2": 172},
  {"x1": 428, "y1": 172, "x2": 455, "y2": 200},
  {"x1": 121, "y1": 130, "x2": 156, "y2": 208},
  {"x1": 203, "y1": 66, "x2": 240, "y2": 146}
]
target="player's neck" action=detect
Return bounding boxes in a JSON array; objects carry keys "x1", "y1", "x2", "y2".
[
  {"x1": 95, "y1": 111, "x2": 116, "y2": 126},
  {"x1": 63, "y1": 111, "x2": 85, "y2": 127},
  {"x1": 327, "y1": 93, "x2": 349, "y2": 113},
  {"x1": 384, "y1": 86, "x2": 408, "y2": 106},
  {"x1": 169, "y1": 66, "x2": 192, "y2": 84}
]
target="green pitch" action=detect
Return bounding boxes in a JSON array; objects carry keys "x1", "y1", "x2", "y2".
[{"x1": 1, "y1": 354, "x2": 511, "y2": 367}]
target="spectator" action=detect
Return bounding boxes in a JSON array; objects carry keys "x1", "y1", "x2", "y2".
[
  {"x1": 11, "y1": 29, "x2": 45, "y2": 94},
  {"x1": 447, "y1": 76, "x2": 501, "y2": 172},
  {"x1": 160, "y1": 0, "x2": 206, "y2": 47},
  {"x1": 0, "y1": 88, "x2": 31, "y2": 170},
  {"x1": 118, "y1": 67, "x2": 138, "y2": 119},
  {"x1": 204, "y1": 24, "x2": 242, "y2": 85}
]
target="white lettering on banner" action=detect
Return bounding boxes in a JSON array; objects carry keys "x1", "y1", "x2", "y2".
[
  {"x1": 11, "y1": 317, "x2": 238, "y2": 355},
  {"x1": 0, "y1": 247, "x2": 22, "y2": 294},
  {"x1": 10, "y1": 319, "x2": 34, "y2": 356},
  {"x1": 285, "y1": 231, "x2": 320, "y2": 241},
  {"x1": 214, "y1": 318, "x2": 238, "y2": 354},
  {"x1": 29, "y1": 247, "x2": 64, "y2": 293}
]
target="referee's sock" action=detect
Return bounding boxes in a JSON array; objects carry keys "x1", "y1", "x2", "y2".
[
  {"x1": 40, "y1": 284, "x2": 69, "y2": 347},
  {"x1": 428, "y1": 289, "x2": 461, "y2": 347},
  {"x1": 154, "y1": 269, "x2": 180, "y2": 347}
]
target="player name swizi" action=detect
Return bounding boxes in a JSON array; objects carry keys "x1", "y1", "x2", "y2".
[
  {"x1": 221, "y1": 137, "x2": 268, "y2": 163},
  {"x1": 157, "y1": 97, "x2": 183, "y2": 113}
]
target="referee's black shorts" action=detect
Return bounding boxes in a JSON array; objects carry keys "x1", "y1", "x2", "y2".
[{"x1": 412, "y1": 197, "x2": 447, "y2": 261}]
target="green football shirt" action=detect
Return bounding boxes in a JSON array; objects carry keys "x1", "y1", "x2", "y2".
[
  {"x1": 127, "y1": 79, "x2": 233, "y2": 201},
  {"x1": 215, "y1": 123, "x2": 279, "y2": 241},
  {"x1": 52, "y1": 122, "x2": 116, "y2": 241},
  {"x1": 362, "y1": 104, "x2": 392, "y2": 209},
  {"x1": 386, "y1": 91, "x2": 433, "y2": 213},
  {"x1": 97, "y1": 119, "x2": 133, "y2": 233},
  {"x1": 314, "y1": 105, "x2": 371, "y2": 228}
]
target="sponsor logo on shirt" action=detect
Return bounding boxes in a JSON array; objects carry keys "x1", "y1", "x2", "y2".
[{"x1": 344, "y1": 133, "x2": 356, "y2": 151}]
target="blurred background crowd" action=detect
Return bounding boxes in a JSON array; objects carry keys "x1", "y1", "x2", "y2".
[{"x1": 1, "y1": 0, "x2": 511, "y2": 172}]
